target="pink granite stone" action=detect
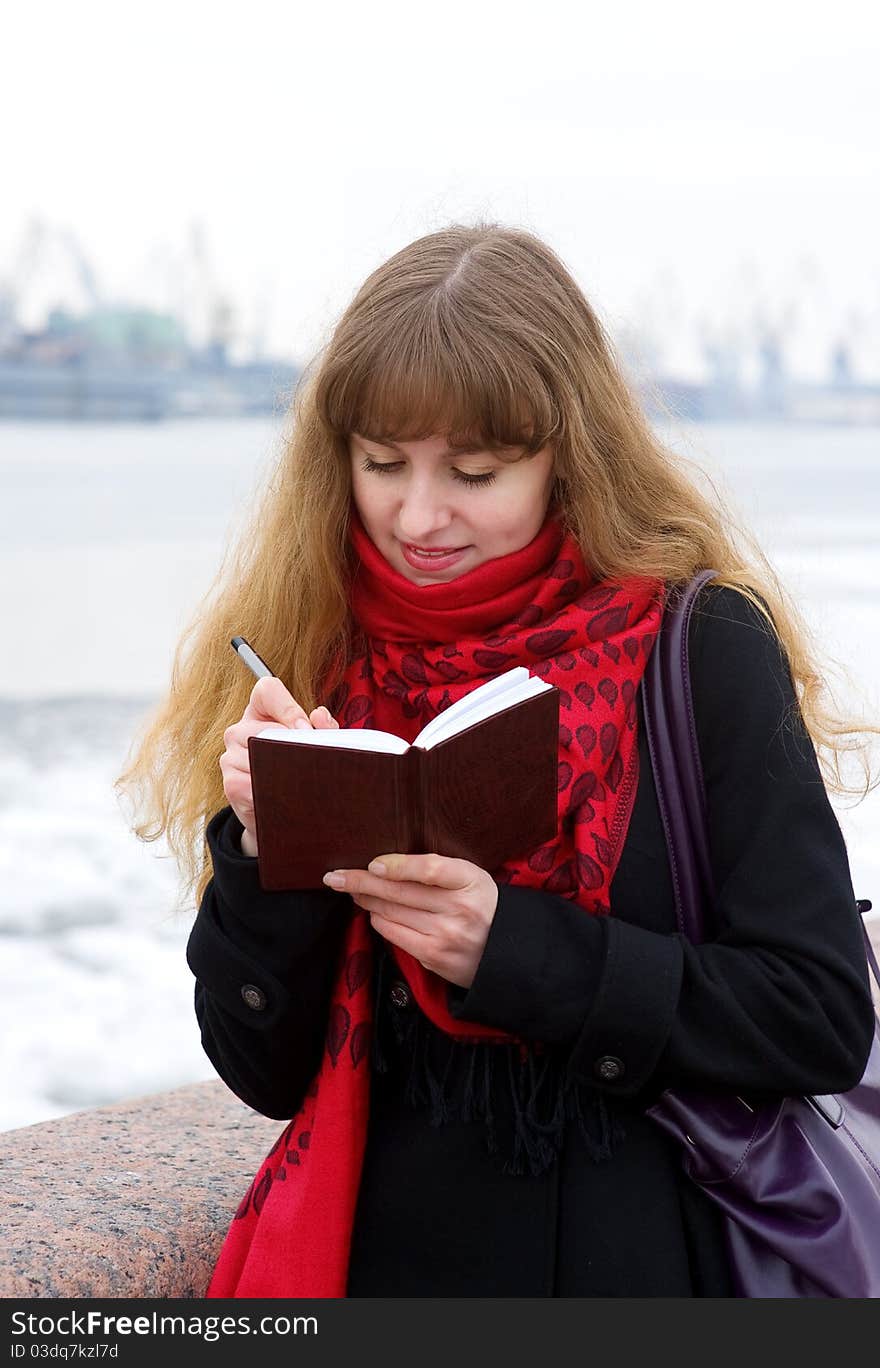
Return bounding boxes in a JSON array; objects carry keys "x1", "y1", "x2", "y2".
[{"x1": 0, "y1": 1080, "x2": 283, "y2": 1298}]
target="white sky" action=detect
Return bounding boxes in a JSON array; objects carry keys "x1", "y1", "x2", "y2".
[{"x1": 3, "y1": 0, "x2": 879, "y2": 379}]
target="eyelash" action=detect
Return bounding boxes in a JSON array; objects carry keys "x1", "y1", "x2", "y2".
[{"x1": 360, "y1": 457, "x2": 497, "y2": 488}]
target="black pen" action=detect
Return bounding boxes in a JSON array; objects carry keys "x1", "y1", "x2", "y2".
[{"x1": 230, "y1": 636, "x2": 274, "y2": 679}]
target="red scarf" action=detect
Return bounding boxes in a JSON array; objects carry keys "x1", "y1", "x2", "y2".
[{"x1": 207, "y1": 503, "x2": 665, "y2": 1297}]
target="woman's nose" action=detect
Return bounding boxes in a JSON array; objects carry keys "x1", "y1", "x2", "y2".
[{"x1": 396, "y1": 483, "x2": 455, "y2": 538}]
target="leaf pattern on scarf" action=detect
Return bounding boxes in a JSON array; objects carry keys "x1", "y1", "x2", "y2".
[
  {"x1": 434, "y1": 659, "x2": 469, "y2": 681},
  {"x1": 473, "y1": 648, "x2": 518, "y2": 670},
  {"x1": 576, "y1": 851, "x2": 605, "y2": 890},
  {"x1": 401, "y1": 653, "x2": 430, "y2": 685},
  {"x1": 345, "y1": 949, "x2": 370, "y2": 998},
  {"x1": 593, "y1": 833, "x2": 613, "y2": 866},
  {"x1": 571, "y1": 769, "x2": 598, "y2": 803},
  {"x1": 598, "y1": 677, "x2": 619, "y2": 707},
  {"x1": 575, "y1": 722, "x2": 597, "y2": 756},
  {"x1": 606, "y1": 752, "x2": 624, "y2": 794},
  {"x1": 588, "y1": 604, "x2": 632, "y2": 639},
  {"x1": 234, "y1": 1176, "x2": 255, "y2": 1221},
  {"x1": 342, "y1": 694, "x2": 372, "y2": 727},
  {"x1": 574, "y1": 680, "x2": 595, "y2": 707},
  {"x1": 600, "y1": 722, "x2": 619, "y2": 761},
  {"x1": 581, "y1": 584, "x2": 619, "y2": 609},
  {"x1": 548, "y1": 556, "x2": 579, "y2": 581},
  {"x1": 545, "y1": 859, "x2": 579, "y2": 894},
  {"x1": 525, "y1": 627, "x2": 577, "y2": 655},
  {"x1": 327, "y1": 1003, "x2": 350, "y2": 1068},
  {"x1": 527, "y1": 842, "x2": 557, "y2": 874},
  {"x1": 622, "y1": 678, "x2": 638, "y2": 728},
  {"x1": 350, "y1": 1021, "x2": 371, "y2": 1069},
  {"x1": 252, "y1": 1170, "x2": 273, "y2": 1216},
  {"x1": 265, "y1": 1118, "x2": 296, "y2": 1160},
  {"x1": 381, "y1": 670, "x2": 412, "y2": 700}
]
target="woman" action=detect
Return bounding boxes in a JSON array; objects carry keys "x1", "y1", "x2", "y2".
[{"x1": 116, "y1": 223, "x2": 877, "y2": 1297}]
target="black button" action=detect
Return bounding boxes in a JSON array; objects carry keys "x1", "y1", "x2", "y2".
[
  {"x1": 593, "y1": 1054, "x2": 625, "y2": 1082},
  {"x1": 241, "y1": 983, "x2": 267, "y2": 1011},
  {"x1": 389, "y1": 980, "x2": 411, "y2": 1009}
]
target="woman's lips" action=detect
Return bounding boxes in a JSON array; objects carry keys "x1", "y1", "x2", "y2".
[{"x1": 400, "y1": 541, "x2": 471, "y2": 571}]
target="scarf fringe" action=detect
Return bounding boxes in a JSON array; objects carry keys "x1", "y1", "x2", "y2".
[{"x1": 372, "y1": 944, "x2": 625, "y2": 1178}]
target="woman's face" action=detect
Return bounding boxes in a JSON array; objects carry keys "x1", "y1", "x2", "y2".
[{"x1": 348, "y1": 432, "x2": 557, "y2": 585}]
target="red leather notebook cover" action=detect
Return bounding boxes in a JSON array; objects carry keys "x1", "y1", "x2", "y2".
[{"x1": 248, "y1": 686, "x2": 560, "y2": 891}]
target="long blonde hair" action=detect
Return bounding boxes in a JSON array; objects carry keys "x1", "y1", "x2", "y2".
[{"x1": 114, "y1": 222, "x2": 879, "y2": 911}]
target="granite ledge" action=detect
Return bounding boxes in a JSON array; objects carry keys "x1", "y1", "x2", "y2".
[{"x1": 0, "y1": 1079, "x2": 283, "y2": 1298}]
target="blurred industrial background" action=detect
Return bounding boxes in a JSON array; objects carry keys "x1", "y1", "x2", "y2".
[{"x1": 2, "y1": 215, "x2": 879, "y2": 424}]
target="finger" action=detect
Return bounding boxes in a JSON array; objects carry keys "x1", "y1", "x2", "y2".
[
  {"x1": 366, "y1": 852, "x2": 472, "y2": 889},
  {"x1": 220, "y1": 752, "x2": 252, "y2": 781},
  {"x1": 368, "y1": 910, "x2": 435, "y2": 962},
  {"x1": 353, "y1": 893, "x2": 438, "y2": 935},
  {"x1": 221, "y1": 723, "x2": 274, "y2": 762},
  {"x1": 324, "y1": 868, "x2": 447, "y2": 912},
  {"x1": 310, "y1": 706, "x2": 340, "y2": 728},
  {"x1": 221, "y1": 772, "x2": 253, "y2": 807},
  {"x1": 243, "y1": 676, "x2": 311, "y2": 728}
]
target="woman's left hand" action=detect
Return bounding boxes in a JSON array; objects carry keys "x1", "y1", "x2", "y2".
[{"x1": 322, "y1": 854, "x2": 499, "y2": 990}]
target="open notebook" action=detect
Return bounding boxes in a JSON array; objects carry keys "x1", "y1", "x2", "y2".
[{"x1": 248, "y1": 666, "x2": 560, "y2": 889}]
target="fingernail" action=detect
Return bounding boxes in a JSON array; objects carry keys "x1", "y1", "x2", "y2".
[
  {"x1": 323, "y1": 871, "x2": 346, "y2": 888},
  {"x1": 294, "y1": 719, "x2": 311, "y2": 730},
  {"x1": 368, "y1": 861, "x2": 387, "y2": 876}
]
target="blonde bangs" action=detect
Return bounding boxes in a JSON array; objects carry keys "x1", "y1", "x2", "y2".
[{"x1": 315, "y1": 293, "x2": 562, "y2": 458}]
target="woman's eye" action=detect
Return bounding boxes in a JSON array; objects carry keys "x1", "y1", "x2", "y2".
[{"x1": 360, "y1": 457, "x2": 496, "y2": 488}]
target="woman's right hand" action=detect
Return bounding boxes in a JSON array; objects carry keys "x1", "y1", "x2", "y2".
[{"x1": 220, "y1": 676, "x2": 339, "y2": 857}]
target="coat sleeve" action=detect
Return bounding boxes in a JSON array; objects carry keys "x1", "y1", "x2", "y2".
[
  {"x1": 185, "y1": 805, "x2": 350, "y2": 1118},
  {"x1": 448, "y1": 585, "x2": 876, "y2": 1104}
]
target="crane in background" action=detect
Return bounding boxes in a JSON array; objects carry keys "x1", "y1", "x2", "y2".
[
  {"x1": 176, "y1": 218, "x2": 238, "y2": 364},
  {"x1": 0, "y1": 217, "x2": 102, "y2": 333}
]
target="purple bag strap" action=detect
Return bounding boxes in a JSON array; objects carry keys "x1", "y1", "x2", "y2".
[{"x1": 640, "y1": 571, "x2": 879, "y2": 987}]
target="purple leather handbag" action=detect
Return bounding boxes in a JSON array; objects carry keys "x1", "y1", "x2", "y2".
[{"x1": 640, "y1": 569, "x2": 880, "y2": 1298}]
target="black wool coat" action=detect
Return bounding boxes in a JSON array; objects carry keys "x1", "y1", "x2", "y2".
[{"x1": 186, "y1": 584, "x2": 876, "y2": 1297}]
